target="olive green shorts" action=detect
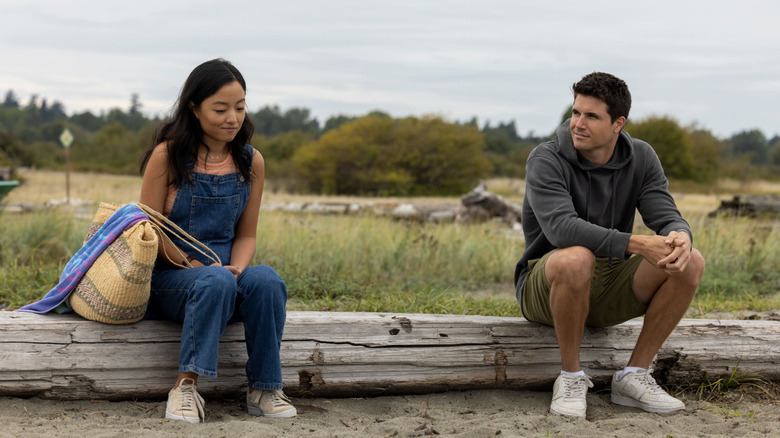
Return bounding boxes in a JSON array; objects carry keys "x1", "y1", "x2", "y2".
[{"x1": 522, "y1": 251, "x2": 648, "y2": 328}]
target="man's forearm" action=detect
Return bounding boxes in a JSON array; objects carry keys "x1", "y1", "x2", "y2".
[{"x1": 626, "y1": 234, "x2": 649, "y2": 256}]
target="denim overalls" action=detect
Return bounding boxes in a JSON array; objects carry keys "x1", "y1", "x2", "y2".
[{"x1": 148, "y1": 145, "x2": 287, "y2": 391}]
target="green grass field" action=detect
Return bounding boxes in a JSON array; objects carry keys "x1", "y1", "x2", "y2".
[{"x1": 1, "y1": 170, "x2": 778, "y2": 316}]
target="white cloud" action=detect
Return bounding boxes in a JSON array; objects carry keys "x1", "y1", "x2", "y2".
[{"x1": 1, "y1": 0, "x2": 778, "y2": 138}]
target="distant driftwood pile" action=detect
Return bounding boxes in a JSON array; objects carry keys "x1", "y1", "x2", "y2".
[
  {"x1": 709, "y1": 194, "x2": 780, "y2": 218},
  {"x1": 2, "y1": 184, "x2": 524, "y2": 226},
  {"x1": 263, "y1": 183, "x2": 523, "y2": 227}
]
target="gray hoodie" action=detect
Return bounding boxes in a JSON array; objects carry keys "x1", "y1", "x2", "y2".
[{"x1": 514, "y1": 120, "x2": 691, "y2": 311}]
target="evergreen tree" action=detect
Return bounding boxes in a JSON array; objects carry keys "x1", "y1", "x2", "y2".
[
  {"x1": 2, "y1": 90, "x2": 20, "y2": 108},
  {"x1": 728, "y1": 129, "x2": 769, "y2": 165}
]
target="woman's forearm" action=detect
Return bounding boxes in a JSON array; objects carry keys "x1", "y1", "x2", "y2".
[{"x1": 229, "y1": 236, "x2": 257, "y2": 270}]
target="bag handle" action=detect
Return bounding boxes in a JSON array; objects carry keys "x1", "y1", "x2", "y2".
[{"x1": 134, "y1": 203, "x2": 222, "y2": 268}]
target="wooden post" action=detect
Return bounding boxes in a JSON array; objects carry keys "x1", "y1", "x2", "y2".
[
  {"x1": 59, "y1": 128, "x2": 74, "y2": 203},
  {"x1": 65, "y1": 148, "x2": 71, "y2": 203}
]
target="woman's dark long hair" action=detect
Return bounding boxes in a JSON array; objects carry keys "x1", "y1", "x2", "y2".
[{"x1": 140, "y1": 58, "x2": 255, "y2": 186}]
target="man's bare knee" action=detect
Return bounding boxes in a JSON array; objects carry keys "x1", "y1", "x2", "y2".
[
  {"x1": 682, "y1": 249, "x2": 705, "y2": 291},
  {"x1": 689, "y1": 249, "x2": 705, "y2": 279},
  {"x1": 546, "y1": 247, "x2": 596, "y2": 286}
]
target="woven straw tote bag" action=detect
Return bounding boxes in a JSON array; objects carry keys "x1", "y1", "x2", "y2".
[
  {"x1": 68, "y1": 203, "x2": 157, "y2": 324},
  {"x1": 69, "y1": 202, "x2": 219, "y2": 324}
]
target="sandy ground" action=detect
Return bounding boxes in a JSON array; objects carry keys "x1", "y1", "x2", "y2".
[
  {"x1": 1, "y1": 388, "x2": 779, "y2": 438},
  {"x1": 5, "y1": 170, "x2": 779, "y2": 436}
]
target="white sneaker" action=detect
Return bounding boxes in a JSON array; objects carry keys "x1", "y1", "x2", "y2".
[
  {"x1": 247, "y1": 388, "x2": 297, "y2": 418},
  {"x1": 611, "y1": 369, "x2": 685, "y2": 413},
  {"x1": 550, "y1": 373, "x2": 593, "y2": 419},
  {"x1": 165, "y1": 378, "x2": 205, "y2": 423}
]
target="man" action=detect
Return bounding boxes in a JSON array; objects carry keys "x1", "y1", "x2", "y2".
[{"x1": 514, "y1": 72, "x2": 705, "y2": 419}]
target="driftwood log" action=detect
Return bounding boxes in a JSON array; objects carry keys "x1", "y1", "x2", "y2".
[
  {"x1": 260, "y1": 200, "x2": 465, "y2": 223},
  {"x1": 1, "y1": 311, "x2": 779, "y2": 401},
  {"x1": 258, "y1": 184, "x2": 523, "y2": 225},
  {"x1": 459, "y1": 182, "x2": 523, "y2": 225},
  {"x1": 709, "y1": 194, "x2": 780, "y2": 218}
]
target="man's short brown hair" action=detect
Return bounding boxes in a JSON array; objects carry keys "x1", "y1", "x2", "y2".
[{"x1": 572, "y1": 72, "x2": 632, "y2": 123}]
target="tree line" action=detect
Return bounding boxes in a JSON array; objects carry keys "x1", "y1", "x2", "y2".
[{"x1": 1, "y1": 89, "x2": 778, "y2": 195}]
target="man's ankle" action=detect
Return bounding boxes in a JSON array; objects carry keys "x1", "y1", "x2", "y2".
[{"x1": 616, "y1": 366, "x2": 646, "y2": 380}]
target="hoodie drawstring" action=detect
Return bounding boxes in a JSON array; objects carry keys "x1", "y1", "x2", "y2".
[
  {"x1": 608, "y1": 173, "x2": 618, "y2": 267},
  {"x1": 585, "y1": 173, "x2": 592, "y2": 222},
  {"x1": 585, "y1": 169, "x2": 620, "y2": 267}
]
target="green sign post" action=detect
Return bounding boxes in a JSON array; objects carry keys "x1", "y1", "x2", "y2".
[{"x1": 60, "y1": 128, "x2": 74, "y2": 203}]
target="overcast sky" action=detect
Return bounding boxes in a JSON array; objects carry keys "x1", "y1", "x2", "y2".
[{"x1": 2, "y1": 0, "x2": 778, "y2": 139}]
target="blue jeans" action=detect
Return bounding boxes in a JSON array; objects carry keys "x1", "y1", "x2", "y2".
[{"x1": 149, "y1": 264, "x2": 287, "y2": 390}]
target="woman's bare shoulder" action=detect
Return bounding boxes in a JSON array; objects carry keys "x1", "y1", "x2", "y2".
[{"x1": 152, "y1": 142, "x2": 169, "y2": 156}]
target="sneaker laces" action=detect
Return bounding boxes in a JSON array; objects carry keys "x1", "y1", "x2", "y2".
[
  {"x1": 633, "y1": 369, "x2": 668, "y2": 396},
  {"x1": 178, "y1": 378, "x2": 202, "y2": 414},
  {"x1": 562, "y1": 375, "x2": 594, "y2": 398},
  {"x1": 265, "y1": 390, "x2": 293, "y2": 408}
]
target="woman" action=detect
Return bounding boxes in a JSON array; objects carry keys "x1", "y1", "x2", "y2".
[{"x1": 139, "y1": 58, "x2": 295, "y2": 423}]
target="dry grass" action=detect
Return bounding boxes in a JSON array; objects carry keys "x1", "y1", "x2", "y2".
[
  {"x1": 9, "y1": 170, "x2": 770, "y2": 216},
  {"x1": 715, "y1": 179, "x2": 780, "y2": 195},
  {"x1": 7, "y1": 168, "x2": 466, "y2": 206},
  {"x1": 7, "y1": 169, "x2": 143, "y2": 205}
]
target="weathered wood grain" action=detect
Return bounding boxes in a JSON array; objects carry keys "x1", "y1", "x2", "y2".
[{"x1": 1, "y1": 311, "x2": 778, "y2": 400}]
